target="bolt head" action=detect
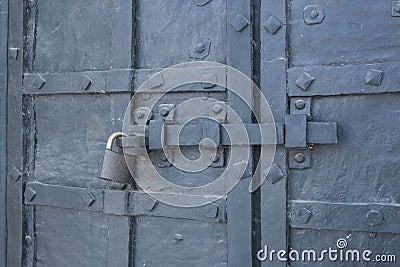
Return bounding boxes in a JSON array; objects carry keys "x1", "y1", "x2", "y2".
[
  {"x1": 210, "y1": 153, "x2": 219, "y2": 162},
  {"x1": 136, "y1": 110, "x2": 146, "y2": 119},
  {"x1": 294, "y1": 153, "x2": 306, "y2": 163},
  {"x1": 212, "y1": 104, "x2": 223, "y2": 114},
  {"x1": 295, "y1": 99, "x2": 306, "y2": 110},
  {"x1": 295, "y1": 72, "x2": 315, "y2": 91},
  {"x1": 310, "y1": 9, "x2": 319, "y2": 19},
  {"x1": 160, "y1": 153, "x2": 168, "y2": 162},
  {"x1": 195, "y1": 43, "x2": 205, "y2": 53},
  {"x1": 160, "y1": 107, "x2": 170, "y2": 117},
  {"x1": 395, "y1": 3, "x2": 400, "y2": 12}
]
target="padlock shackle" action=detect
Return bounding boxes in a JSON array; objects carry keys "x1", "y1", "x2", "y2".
[{"x1": 106, "y1": 132, "x2": 127, "y2": 150}]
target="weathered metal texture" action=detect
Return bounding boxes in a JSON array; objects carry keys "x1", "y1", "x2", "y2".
[
  {"x1": 286, "y1": 0, "x2": 400, "y2": 265},
  {"x1": 12, "y1": 0, "x2": 135, "y2": 266},
  {"x1": 22, "y1": 70, "x2": 133, "y2": 94},
  {"x1": 7, "y1": 0, "x2": 23, "y2": 265},
  {"x1": 288, "y1": 0, "x2": 400, "y2": 66},
  {"x1": 260, "y1": 0, "x2": 288, "y2": 266},
  {"x1": 0, "y1": 0, "x2": 8, "y2": 264},
  {"x1": 7, "y1": 0, "x2": 400, "y2": 266}
]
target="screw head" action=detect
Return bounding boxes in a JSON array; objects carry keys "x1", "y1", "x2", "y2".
[
  {"x1": 295, "y1": 99, "x2": 306, "y2": 110},
  {"x1": 310, "y1": 9, "x2": 319, "y2": 19},
  {"x1": 195, "y1": 43, "x2": 205, "y2": 53},
  {"x1": 395, "y1": 3, "x2": 400, "y2": 13},
  {"x1": 160, "y1": 153, "x2": 168, "y2": 162},
  {"x1": 294, "y1": 153, "x2": 306, "y2": 163},
  {"x1": 210, "y1": 153, "x2": 220, "y2": 162},
  {"x1": 212, "y1": 104, "x2": 223, "y2": 114},
  {"x1": 136, "y1": 110, "x2": 146, "y2": 119},
  {"x1": 160, "y1": 107, "x2": 170, "y2": 117}
]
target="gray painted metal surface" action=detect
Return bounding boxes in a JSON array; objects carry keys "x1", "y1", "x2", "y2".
[
  {"x1": 4, "y1": 0, "x2": 400, "y2": 266},
  {"x1": 0, "y1": 0, "x2": 8, "y2": 265}
]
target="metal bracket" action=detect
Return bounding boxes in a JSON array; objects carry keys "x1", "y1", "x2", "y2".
[{"x1": 131, "y1": 100, "x2": 338, "y2": 170}]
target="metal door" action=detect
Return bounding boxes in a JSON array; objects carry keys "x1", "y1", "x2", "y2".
[
  {"x1": 7, "y1": 0, "x2": 400, "y2": 266},
  {"x1": 7, "y1": 0, "x2": 254, "y2": 266}
]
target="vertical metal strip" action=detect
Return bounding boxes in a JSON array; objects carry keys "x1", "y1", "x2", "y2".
[
  {"x1": 110, "y1": 0, "x2": 133, "y2": 70},
  {"x1": 7, "y1": 0, "x2": 23, "y2": 265},
  {"x1": 0, "y1": 0, "x2": 8, "y2": 265},
  {"x1": 108, "y1": 216, "x2": 130, "y2": 267},
  {"x1": 226, "y1": 0, "x2": 253, "y2": 265},
  {"x1": 260, "y1": 0, "x2": 288, "y2": 265},
  {"x1": 108, "y1": 0, "x2": 133, "y2": 266}
]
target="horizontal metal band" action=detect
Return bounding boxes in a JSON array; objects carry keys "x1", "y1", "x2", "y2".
[
  {"x1": 289, "y1": 200, "x2": 400, "y2": 234},
  {"x1": 288, "y1": 62, "x2": 400, "y2": 97},
  {"x1": 22, "y1": 69, "x2": 132, "y2": 94},
  {"x1": 134, "y1": 67, "x2": 227, "y2": 92},
  {"x1": 146, "y1": 120, "x2": 335, "y2": 150},
  {"x1": 24, "y1": 182, "x2": 226, "y2": 223},
  {"x1": 148, "y1": 122, "x2": 284, "y2": 150},
  {"x1": 307, "y1": 122, "x2": 338, "y2": 144}
]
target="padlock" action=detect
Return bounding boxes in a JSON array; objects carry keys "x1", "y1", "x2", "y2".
[{"x1": 98, "y1": 132, "x2": 132, "y2": 184}]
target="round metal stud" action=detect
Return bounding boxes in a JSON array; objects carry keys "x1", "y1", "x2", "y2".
[
  {"x1": 195, "y1": 43, "x2": 205, "y2": 53},
  {"x1": 136, "y1": 110, "x2": 146, "y2": 119},
  {"x1": 294, "y1": 153, "x2": 306, "y2": 163},
  {"x1": 295, "y1": 99, "x2": 306, "y2": 110},
  {"x1": 395, "y1": 3, "x2": 400, "y2": 13},
  {"x1": 310, "y1": 9, "x2": 319, "y2": 19},
  {"x1": 212, "y1": 104, "x2": 223, "y2": 114},
  {"x1": 160, "y1": 107, "x2": 170, "y2": 117}
]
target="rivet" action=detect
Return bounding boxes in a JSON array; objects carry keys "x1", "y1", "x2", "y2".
[
  {"x1": 263, "y1": 16, "x2": 282, "y2": 35},
  {"x1": 205, "y1": 204, "x2": 219, "y2": 218},
  {"x1": 8, "y1": 167, "x2": 22, "y2": 182},
  {"x1": 292, "y1": 207, "x2": 312, "y2": 224},
  {"x1": 310, "y1": 9, "x2": 319, "y2": 19},
  {"x1": 193, "y1": 0, "x2": 212, "y2": 6},
  {"x1": 266, "y1": 164, "x2": 284, "y2": 184},
  {"x1": 25, "y1": 235, "x2": 33, "y2": 247},
  {"x1": 210, "y1": 153, "x2": 220, "y2": 162},
  {"x1": 195, "y1": 43, "x2": 205, "y2": 53},
  {"x1": 365, "y1": 69, "x2": 383, "y2": 86},
  {"x1": 395, "y1": 3, "x2": 400, "y2": 12},
  {"x1": 84, "y1": 192, "x2": 96, "y2": 207},
  {"x1": 294, "y1": 153, "x2": 306, "y2": 163},
  {"x1": 294, "y1": 99, "x2": 306, "y2": 110},
  {"x1": 295, "y1": 72, "x2": 315, "y2": 91},
  {"x1": 369, "y1": 232, "x2": 377, "y2": 238},
  {"x1": 143, "y1": 196, "x2": 158, "y2": 211},
  {"x1": 230, "y1": 14, "x2": 250, "y2": 32},
  {"x1": 160, "y1": 152, "x2": 168, "y2": 162},
  {"x1": 160, "y1": 107, "x2": 170, "y2": 117},
  {"x1": 24, "y1": 187, "x2": 36, "y2": 202},
  {"x1": 367, "y1": 211, "x2": 383, "y2": 226},
  {"x1": 31, "y1": 74, "x2": 46, "y2": 90},
  {"x1": 212, "y1": 104, "x2": 223, "y2": 114},
  {"x1": 174, "y1": 234, "x2": 183, "y2": 241},
  {"x1": 79, "y1": 75, "x2": 92, "y2": 91},
  {"x1": 9, "y1": 47, "x2": 19, "y2": 60},
  {"x1": 148, "y1": 72, "x2": 163, "y2": 88},
  {"x1": 303, "y1": 5, "x2": 325, "y2": 25},
  {"x1": 136, "y1": 110, "x2": 146, "y2": 119}
]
